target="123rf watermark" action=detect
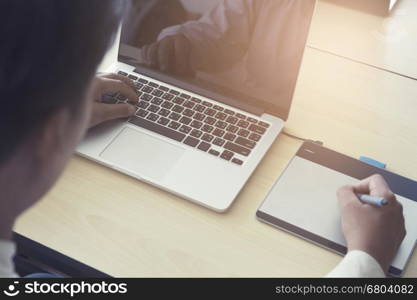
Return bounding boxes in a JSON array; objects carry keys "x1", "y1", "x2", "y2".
[
  {"x1": 3, "y1": 281, "x2": 127, "y2": 297},
  {"x1": 276, "y1": 284, "x2": 414, "y2": 296}
]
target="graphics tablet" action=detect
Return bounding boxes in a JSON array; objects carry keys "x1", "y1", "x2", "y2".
[{"x1": 257, "y1": 142, "x2": 417, "y2": 277}]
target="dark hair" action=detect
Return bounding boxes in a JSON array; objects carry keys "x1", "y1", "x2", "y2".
[{"x1": 0, "y1": 0, "x2": 122, "y2": 164}]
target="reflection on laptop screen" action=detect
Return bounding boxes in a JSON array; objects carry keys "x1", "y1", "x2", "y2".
[{"x1": 119, "y1": 0, "x2": 316, "y2": 120}]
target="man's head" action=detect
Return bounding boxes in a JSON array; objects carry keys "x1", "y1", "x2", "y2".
[{"x1": 0, "y1": 0, "x2": 122, "y2": 227}]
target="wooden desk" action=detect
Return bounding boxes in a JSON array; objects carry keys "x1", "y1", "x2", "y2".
[
  {"x1": 309, "y1": 0, "x2": 417, "y2": 79},
  {"x1": 14, "y1": 45, "x2": 417, "y2": 277}
]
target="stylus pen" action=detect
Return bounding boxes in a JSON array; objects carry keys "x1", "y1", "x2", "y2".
[{"x1": 356, "y1": 194, "x2": 388, "y2": 207}]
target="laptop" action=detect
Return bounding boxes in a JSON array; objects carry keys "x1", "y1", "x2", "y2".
[{"x1": 77, "y1": 0, "x2": 317, "y2": 212}]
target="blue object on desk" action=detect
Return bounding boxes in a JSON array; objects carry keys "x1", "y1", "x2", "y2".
[{"x1": 359, "y1": 156, "x2": 386, "y2": 169}]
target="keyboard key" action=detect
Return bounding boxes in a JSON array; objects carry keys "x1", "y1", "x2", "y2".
[
  {"x1": 179, "y1": 116, "x2": 192, "y2": 125},
  {"x1": 213, "y1": 128, "x2": 225, "y2": 137},
  {"x1": 248, "y1": 124, "x2": 266, "y2": 135},
  {"x1": 237, "y1": 129, "x2": 250, "y2": 138},
  {"x1": 152, "y1": 90, "x2": 164, "y2": 97},
  {"x1": 224, "y1": 133, "x2": 236, "y2": 142},
  {"x1": 183, "y1": 136, "x2": 199, "y2": 148},
  {"x1": 161, "y1": 101, "x2": 174, "y2": 109},
  {"x1": 168, "y1": 121, "x2": 181, "y2": 130},
  {"x1": 215, "y1": 120, "x2": 228, "y2": 130},
  {"x1": 249, "y1": 133, "x2": 261, "y2": 142},
  {"x1": 232, "y1": 158, "x2": 243, "y2": 165},
  {"x1": 148, "y1": 82, "x2": 159, "y2": 88},
  {"x1": 190, "y1": 129, "x2": 203, "y2": 138},
  {"x1": 205, "y1": 108, "x2": 216, "y2": 116},
  {"x1": 247, "y1": 117, "x2": 258, "y2": 123},
  {"x1": 183, "y1": 101, "x2": 195, "y2": 109},
  {"x1": 118, "y1": 71, "x2": 128, "y2": 76},
  {"x1": 258, "y1": 121, "x2": 270, "y2": 128},
  {"x1": 220, "y1": 150, "x2": 234, "y2": 161},
  {"x1": 208, "y1": 149, "x2": 220, "y2": 157},
  {"x1": 179, "y1": 125, "x2": 192, "y2": 134},
  {"x1": 128, "y1": 74, "x2": 138, "y2": 80},
  {"x1": 204, "y1": 116, "x2": 216, "y2": 125},
  {"x1": 235, "y1": 137, "x2": 256, "y2": 149},
  {"x1": 158, "y1": 108, "x2": 170, "y2": 117},
  {"x1": 169, "y1": 89, "x2": 180, "y2": 95},
  {"x1": 215, "y1": 112, "x2": 227, "y2": 121},
  {"x1": 237, "y1": 120, "x2": 249, "y2": 128},
  {"x1": 193, "y1": 113, "x2": 205, "y2": 121},
  {"x1": 202, "y1": 125, "x2": 214, "y2": 133},
  {"x1": 202, "y1": 133, "x2": 214, "y2": 143},
  {"x1": 172, "y1": 105, "x2": 184, "y2": 113},
  {"x1": 159, "y1": 86, "x2": 169, "y2": 92},
  {"x1": 140, "y1": 94, "x2": 153, "y2": 101},
  {"x1": 151, "y1": 98, "x2": 163, "y2": 105},
  {"x1": 168, "y1": 112, "x2": 181, "y2": 121},
  {"x1": 190, "y1": 120, "x2": 203, "y2": 129},
  {"x1": 236, "y1": 113, "x2": 246, "y2": 119},
  {"x1": 197, "y1": 141, "x2": 210, "y2": 152},
  {"x1": 136, "y1": 109, "x2": 149, "y2": 118},
  {"x1": 138, "y1": 78, "x2": 148, "y2": 84},
  {"x1": 226, "y1": 116, "x2": 238, "y2": 125},
  {"x1": 134, "y1": 82, "x2": 144, "y2": 90},
  {"x1": 138, "y1": 101, "x2": 149, "y2": 109},
  {"x1": 157, "y1": 117, "x2": 170, "y2": 126},
  {"x1": 224, "y1": 109, "x2": 234, "y2": 115},
  {"x1": 129, "y1": 116, "x2": 185, "y2": 142},
  {"x1": 202, "y1": 101, "x2": 213, "y2": 107},
  {"x1": 224, "y1": 142, "x2": 251, "y2": 157},
  {"x1": 146, "y1": 113, "x2": 159, "y2": 122},
  {"x1": 180, "y1": 93, "x2": 191, "y2": 99},
  {"x1": 213, "y1": 105, "x2": 224, "y2": 111},
  {"x1": 183, "y1": 109, "x2": 194, "y2": 117},
  {"x1": 226, "y1": 125, "x2": 239, "y2": 133},
  {"x1": 162, "y1": 93, "x2": 174, "y2": 100},
  {"x1": 194, "y1": 104, "x2": 206, "y2": 112},
  {"x1": 142, "y1": 86, "x2": 153, "y2": 93},
  {"x1": 148, "y1": 105, "x2": 160, "y2": 113},
  {"x1": 213, "y1": 138, "x2": 225, "y2": 147},
  {"x1": 173, "y1": 97, "x2": 185, "y2": 105},
  {"x1": 191, "y1": 97, "x2": 202, "y2": 103}
]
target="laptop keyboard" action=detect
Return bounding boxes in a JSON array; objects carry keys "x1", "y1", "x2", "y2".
[{"x1": 105, "y1": 71, "x2": 271, "y2": 166}]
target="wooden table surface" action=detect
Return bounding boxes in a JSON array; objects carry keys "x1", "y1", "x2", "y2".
[{"x1": 14, "y1": 0, "x2": 417, "y2": 277}]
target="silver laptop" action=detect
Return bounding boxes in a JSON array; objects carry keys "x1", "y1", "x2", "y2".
[{"x1": 77, "y1": 0, "x2": 316, "y2": 212}]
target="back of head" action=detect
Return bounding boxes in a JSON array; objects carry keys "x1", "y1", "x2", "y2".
[{"x1": 0, "y1": 0, "x2": 123, "y2": 165}]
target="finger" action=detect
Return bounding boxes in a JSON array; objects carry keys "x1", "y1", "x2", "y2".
[
  {"x1": 337, "y1": 185, "x2": 362, "y2": 209},
  {"x1": 103, "y1": 73, "x2": 136, "y2": 91},
  {"x1": 174, "y1": 35, "x2": 192, "y2": 75},
  {"x1": 354, "y1": 174, "x2": 395, "y2": 201},
  {"x1": 91, "y1": 102, "x2": 136, "y2": 127},
  {"x1": 99, "y1": 78, "x2": 138, "y2": 104},
  {"x1": 158, "y1": 37, "x2": 174, "y2": 72}
]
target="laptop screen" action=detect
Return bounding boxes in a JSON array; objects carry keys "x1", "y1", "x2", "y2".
[{"x1": 119, "y1": 0, "x2": 316, "y2": 120}]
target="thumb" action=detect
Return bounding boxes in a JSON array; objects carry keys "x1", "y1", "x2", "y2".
[
  {"x1": 337, "y1": 185, "x2": 360, "y2": 209},
  {"x1": 101, "y1": 103, "x2": 136, "y2": 121},
  {"x1": 90, "y1": 103, "x2": 136, "y2": 128}
]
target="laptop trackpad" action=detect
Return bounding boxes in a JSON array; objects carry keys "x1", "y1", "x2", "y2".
[{"x1": 100, "y1": 127, "x2": 185, "y2": 180}]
